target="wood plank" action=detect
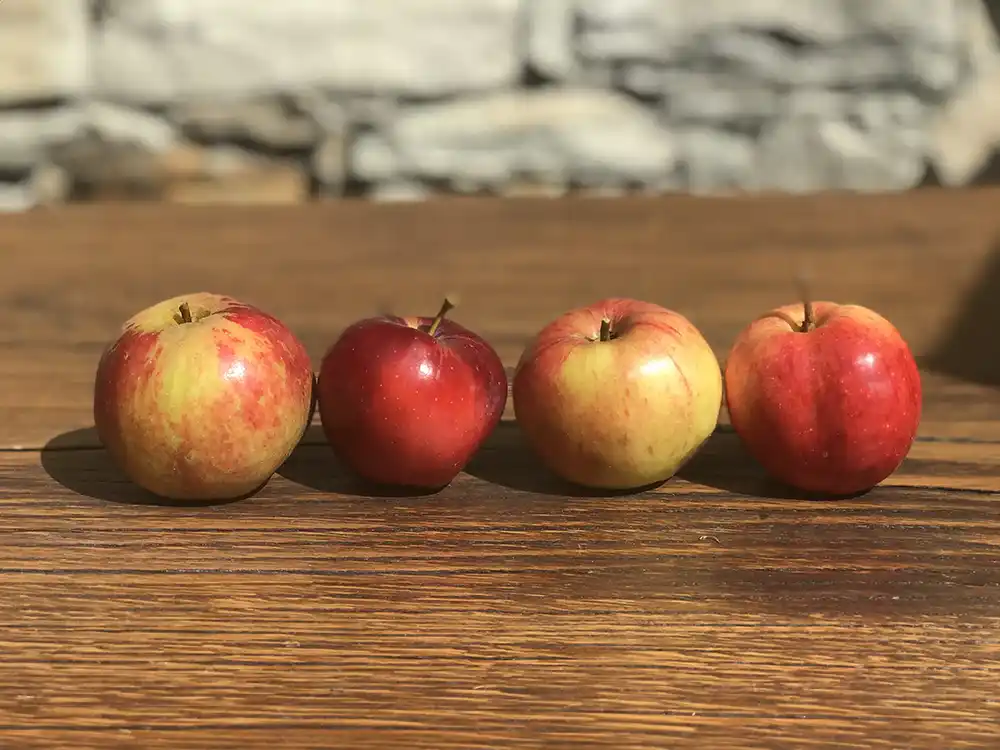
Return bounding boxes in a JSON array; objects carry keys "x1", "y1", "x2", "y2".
[
  {"x1": 0, "y1": 450, "x2": 998, "y2": 749},
  {"x1": 2, "y1": 189, "x2": 1000, "y2": 447}
]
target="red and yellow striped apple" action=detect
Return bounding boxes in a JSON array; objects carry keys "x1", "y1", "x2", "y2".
[
  {"x1": 512, "y1": 298, "x2": 723, "y2": 490},
  {"x1": 724, "y1": 300, "x2": 922, "y2": 496},
  {"x1": 94, "y1": 292, "x2": 314, "y2": 501}
]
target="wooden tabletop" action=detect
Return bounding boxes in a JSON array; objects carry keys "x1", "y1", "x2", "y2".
[{"x1": 3, "y1": 190, "x2": 1000, "y2": 749}]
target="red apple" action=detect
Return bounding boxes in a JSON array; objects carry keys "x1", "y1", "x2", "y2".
[
  {"x1": 94, "y1": 292, "x2": 314, "y2": 501},
  {"x1": 724, "y1": 299, "x2": 922, "y2": 496},
  {"x1": 512, "y1": 298, "x2": 723, "y2": 490},
  {"x1": 317, "y1": 298, "x2": 507, "y2": 488}
]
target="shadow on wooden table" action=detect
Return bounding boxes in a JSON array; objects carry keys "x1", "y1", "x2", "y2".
[
  {"x1": 677, "y1": 428, "x2": 870, "y2": 501},
  {"x1": 41, "y1": 427, "x2": 266, "y2": 507},
  {"x1": 466, "y1": 421, "x2": 827, "y2": 501},
  {"x1": 277, "y1": 426, "x2": 445, "y2": 498},
  {"x1": 922, "y1": 237, "x2": 1000, "y2": 387},
  {"x1": 465, "y1": 422, "x2": 665, "y2": 498}
]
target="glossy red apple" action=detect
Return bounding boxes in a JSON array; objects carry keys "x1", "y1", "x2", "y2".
[
  {"x1": 94, "y1": 292, "x2": 315, "y2": 501},
  {"x1": 317, "y1": 298, "x2": 507, "y2": 489},
  {"x1": 724, "y1": 299, "x2": 922, "y2": 496},
  {"x1": 512, "y1": 298, "x2": 723, "y2": 490}
]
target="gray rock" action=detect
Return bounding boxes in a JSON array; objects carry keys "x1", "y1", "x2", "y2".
[
  {"x1": 784, "y1": 90, "x2": 930, "y2": 153},
  {"x1": 579, "y1": 0, "x2": 959, "y2": 52},
  {"x1": 171, "y1": 99, "x2": 319, "y2": 150},
  {"x1": 352, "y1": 133, "x2": 399, "y2": 183},
  {"x1": 0, "y1": 108, "x2": 86, "y2": 171},
  {"x1": 0, "y1": 182, "x2": 37, "y2": 213},
  {"x1": 662, "y1": 72, "x2": 779, "y2": 131},
  {"x1": 670, "y1": 29, "x2": 802, "y2": 83},
  {"x1": 929, "y1": 66, "x2": 1000, "y2": 186},
  {"x1": 296, "y1": 95, "x2": 353, "y2": 131},
  {"x1": 0, "y1": 0, "x2": 90, "y2": 105},
  {"x1": 30, "y1": 162, "x2": 71, "y2": 206},
  {"x1": 369, "y1": 180, "x2": 432, "y2": 202},
  {"x1": 576, "y1": 0, "x2": 849, "y2": 62},
  {"x1": 46, "y1": 105, "x2": 180, "y2": 198},
  {"x1": 352, "y1": 89, "x2": 677, "y2": 187},
  {"x1": 94, "y1": 0, "x2": 522, "y2": 104},
  {"x1": 0, "y1": 161, "x2": 68, "y2": 212},
  {"x1": 312, "y1": 132, "x2": 348, "y2": 195},
  {"x1": 525, "y1": 0, "x2": 578, "y2": 80},
  {"x1": 620, "y1": 64, "x2": 665, "y2": 97},
  {"x1": 672, "y1": 129, "x2": 758, "y2": 193},
  {"x1": 753, "y1": 109, "x2": 926, "y2": 193},
  {"x1": 955, "y1": 0, "x2": 1000, "y2": 75},
  {"x1": 85, "y1": 102, "x2": 178, "y2": 152},
  {"x1": 574, "y1": 0, "x2": 963, "y2": 97}
]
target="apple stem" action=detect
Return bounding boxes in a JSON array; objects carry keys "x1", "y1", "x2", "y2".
[
  {"x1": 599, "y1": 318, "x2": 613, "y2": 342},
  {"x1": 427, "y1": 295, "x2": 457, "y2": 337},
  {"x1": 178, "y1": 302, "x2": 193, "y2": 325},
  {"x1": 796, "y1": 273, "x2": 814, "y2": 333}
]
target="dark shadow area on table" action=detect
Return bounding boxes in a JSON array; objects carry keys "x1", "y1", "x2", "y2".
[
  {"x1": 464, "y1": 421, "x2": 665, "y2": 498},
  {"x1": 41, "y1": 427, "x2": 248, "y2": 507},
  {"x1": 677, "y1": 427, "x2": 869, "y2": 501},
  {"x1": 277, "y1": 425, "x2": 444, "y2": 499},
  {"x1": 923, "y1": 236, "x2": 1000, "y2": 386}
]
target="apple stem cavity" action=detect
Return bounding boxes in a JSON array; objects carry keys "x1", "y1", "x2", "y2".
[
  {"x1": 599, "y1": 318, "x2": 613, "y2": 342},
  {"x1": 178, "y1": 302, "x2": 194, "y2": 325},
  {"x1": 427, "y1": 295, "x2": 457, "y2": 337}
]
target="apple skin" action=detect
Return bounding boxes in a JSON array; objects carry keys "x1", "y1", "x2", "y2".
[
  {"x1": 512, "y1": 298, "x2": 723, "y2": 490},
  {"x1": 317, "y1": 314, "x2": 508, "y2": 489},
  {"x1": 724, "y1": 301, "x2": 922, "y2": 496},
  {"x1": 94, "y1": 292, "x2": 314, "y2": 501}
]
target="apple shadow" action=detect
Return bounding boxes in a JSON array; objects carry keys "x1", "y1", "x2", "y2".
[
  {"x1": 677, "y1": 426, "x2": 871, "y2": 501},
  {"x1": 277, "y1": 425, "x2": 445, "y2": 499},
  {"x1": 922, "y1": 235, "x2": 1000, "y2": 386},
  {"x1": 464, "y1": 421, "x2": 666, "y2": 498},
  {"x1": 40, "y1": 427, "x2": 250, "y2": 507}
]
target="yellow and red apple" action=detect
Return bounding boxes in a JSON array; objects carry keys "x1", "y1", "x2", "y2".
[
  {"x1": 94, "y1": 292, "x2": 314, "y2": 501},
  {"x1": 512, "y1": 298, "x2": 723, "y2": 490},
  {"x1": 724, "y1": 300, "x2": 922, "y2": 496}
]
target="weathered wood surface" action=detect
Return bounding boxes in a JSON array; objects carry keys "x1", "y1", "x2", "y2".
[{"x1": 1, "y1": 191, "x2": 999, "y2": 749}]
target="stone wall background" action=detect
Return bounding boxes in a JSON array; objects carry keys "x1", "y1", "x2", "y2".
[{"x1": 4, "y1": 0, "x2": 1000, "y2": 209}]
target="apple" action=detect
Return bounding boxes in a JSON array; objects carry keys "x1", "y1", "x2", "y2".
[
  {"x1": 512, "y1": 298, "x2": 723, "y2": 490},
  {"x1": 317, "y1": 297, "x2": 508, "y2": 489},
  {"x1": 94, "y1": 292, "x2": 314, "y2": 501},
  {"x1": 724, "y1": 298, "x2": 922, "y2": 496}
]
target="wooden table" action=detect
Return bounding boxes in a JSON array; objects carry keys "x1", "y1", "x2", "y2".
[{"x1": 3, "y1": 190, "x2": 1000, "y2": 749}]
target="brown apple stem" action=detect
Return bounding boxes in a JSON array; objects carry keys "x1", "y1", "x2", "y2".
[
  {"x1": 178, "y1": 302, "x2": 193, "y2": 324},
  {"x1": 427, "y1": 295, "x2": 457, "y2": 337},
  {"x1": 796, "y1": 273, "x2": 814, "y2": 332},
  {"x1": 599, "y1": 318, "x2": 613, "y2": 342}
]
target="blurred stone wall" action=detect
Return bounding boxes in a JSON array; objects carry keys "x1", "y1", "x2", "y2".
[{"x1": 3, "y1": 0, "x2": 1000, "y2": 208}]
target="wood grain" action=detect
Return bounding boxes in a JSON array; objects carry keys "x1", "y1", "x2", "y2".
[
  {"x1": 4, "y1": 444, "x2": 1000, "y2": 750},
  {"x1": 2, "y1": 191, "x2": 1000, "y2": 748}
]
